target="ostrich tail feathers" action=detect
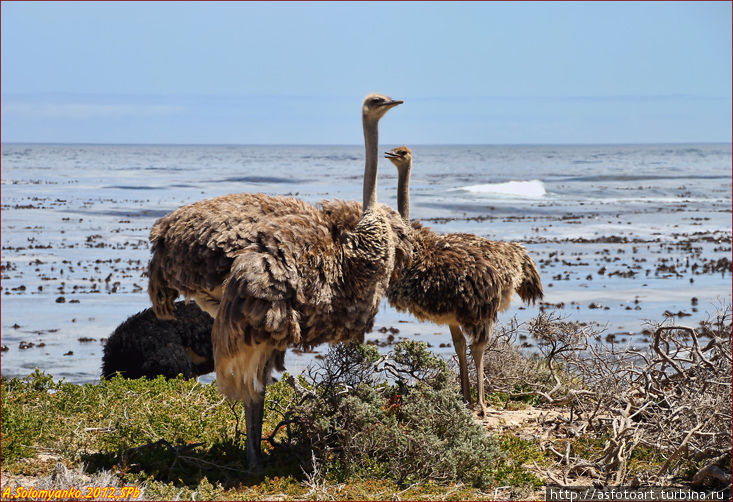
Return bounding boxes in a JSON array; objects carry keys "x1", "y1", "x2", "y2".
[
  {"x1": 148, "y1": 252, "x2": 179, "y2": 320},
  {"x1": 517, "y1": 253, "x2": 543, "y2": 304}
]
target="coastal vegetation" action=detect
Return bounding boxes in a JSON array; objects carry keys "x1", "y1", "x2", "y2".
[{"x1": 2, "y1": 308, "x2": 730, "y2": 500}]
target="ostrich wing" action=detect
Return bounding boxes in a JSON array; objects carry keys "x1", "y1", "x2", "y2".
[
  {"x1": 149, "y1": 193, "x2": 314, "y2": 295},
  {"x1": 214, "y1": 209, "x2": 339, "y2": 354}
]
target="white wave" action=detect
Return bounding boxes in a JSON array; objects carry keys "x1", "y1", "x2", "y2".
[{"x1": 457, "y1": 179, "x2": 546, "y2": 198}]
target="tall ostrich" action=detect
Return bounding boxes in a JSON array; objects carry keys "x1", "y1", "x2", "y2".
[
  {"x1": 383, "y1": 146, "x2": 544, "y2": 416},
  {"x1": 148, "y1": 96, "x2": 411, "y2": 322},
  {"x1": 102, "y1": 301, "x2": 214, "y2": 380},
  {"x1": 212, "y1": 96, "x2": 406, "y2": 471}
]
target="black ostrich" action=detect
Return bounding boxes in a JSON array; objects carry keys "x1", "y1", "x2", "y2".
[{"x1": 102, "y1": 301, "x2": 214, "y2": 380}]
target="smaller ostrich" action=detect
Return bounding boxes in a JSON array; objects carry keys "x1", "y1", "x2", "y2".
[
  {"x1": 384, "y1": 146, "x2": 544, "y2": 416},
  {"x1": 102, "y1": 301, "x2": 214, "y2": 380}
]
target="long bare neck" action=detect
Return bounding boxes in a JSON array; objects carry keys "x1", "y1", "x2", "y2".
[
  {"x1": 397, "y1": 165, "x2": 411, "y2": 221},
  {"x1": 362, "y1": 116, "x2": 379, "y2": 213}
]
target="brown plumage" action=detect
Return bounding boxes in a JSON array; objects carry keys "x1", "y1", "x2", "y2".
[
  {"x1": 384, "y1": 146, "x2": 544, "y2": 416},
  {"x1": 214, "y1": 202, "x2": 404, "y2": 382},
  {"x1": 148, "y1": 94, "x2": 407, "y2": 471},
  {"x1": 149, "y1": 195, "x2": 413, "y2": 321},
  {"x1": 148, "y1": 193, "x2": 311, "y2": 319}
]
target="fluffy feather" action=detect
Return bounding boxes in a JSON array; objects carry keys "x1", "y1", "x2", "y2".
[{"x1": 101, "y1": 301, "x2": 214, "y2": 380}]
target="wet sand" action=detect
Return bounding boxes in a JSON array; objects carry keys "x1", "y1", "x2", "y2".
[
  {"x1": 2, "y1": 200, "x2": 730, "y2": 384},
  {"x1": 1, "y1": 144, "x2": 731, "y2": 383}
]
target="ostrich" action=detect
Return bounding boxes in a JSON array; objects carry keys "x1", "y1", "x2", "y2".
[
  {"x1": 383, "y1": 146, "x2": 544, "y2": 416},
  {"x1": 212, "y1": 95, "x2": 407, "y2": 471},
  {"x1": 148, "y1": 96, "x2": 411, "y2": 322},
  {"x1": 102, "y1": 301, "x2": 214, "y2": 380}
]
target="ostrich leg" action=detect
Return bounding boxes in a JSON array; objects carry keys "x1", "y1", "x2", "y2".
[
  {"x1": 449, "y1": 325, "x2": 472, "y2": 404},
  {"x1": 470, "y1": 324, "x2": 491, "y2": 418},
  {"x1": 245, "y1": 389, "x2": 266, "y2": 473}
]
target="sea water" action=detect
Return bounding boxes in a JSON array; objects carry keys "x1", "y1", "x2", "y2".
[{"x1": 1, "y1": 143, "x2": 731, "y2": 383}]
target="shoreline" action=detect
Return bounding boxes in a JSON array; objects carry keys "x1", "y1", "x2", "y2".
[
  {"x1": 2, "y1": 227, "x2": 730, "y2": 384},
  {"x1": 2, "y1": 143, "x2": 731, "y2": 383}
]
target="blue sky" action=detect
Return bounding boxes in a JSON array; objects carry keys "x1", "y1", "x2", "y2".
[{"x1": 1, "y1": 1, "x2": 731, "y2": 144}]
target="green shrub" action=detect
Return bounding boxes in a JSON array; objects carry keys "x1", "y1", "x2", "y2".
[
  {"x1": 2, "y1": 342, "x2": 542, "y2": 495},
  {"x1": 280, "y1": 341, "x2": 503, "y2": 488}
]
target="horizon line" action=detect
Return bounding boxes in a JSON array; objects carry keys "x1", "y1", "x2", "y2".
[{"x1": 2, "y1": 140, "x2": 731, "y2": 148}]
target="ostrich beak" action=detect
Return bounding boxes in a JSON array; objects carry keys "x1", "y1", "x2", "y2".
[
  {"x1": 384, "y1": 151, "x2": 400, "y2": 159},
  {"x1": 381, "y1": 99, "x2": 403, "y2": 109}
]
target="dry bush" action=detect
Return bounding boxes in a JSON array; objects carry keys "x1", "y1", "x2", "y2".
[
  {"x1": 480, "y1": 314, "x2": 592, "y2": 405},
  {"x1": 0, "y1": 463, "x2": 138, "y2": 501},
  {"x1": 479, "y1": 306, "x2": 732, "y2": 489}
]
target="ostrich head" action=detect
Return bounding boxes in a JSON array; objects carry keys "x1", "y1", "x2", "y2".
[
  {"x1": 360, "y1": 93, "x2": 403, "y2": 212},
  {"x1": 384, "y1": 145, "x2": 412, "y2": 173},
  {"x1": 362, "y1": 93, "x2": 403, "y2": 121},
  {"x1": 384, "y1": 146, "x2": 413, "y2": 221}
]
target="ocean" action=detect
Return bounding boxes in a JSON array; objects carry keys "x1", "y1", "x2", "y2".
[{"x1": 1, "y1": 143, "x2": 731, "y2": 383}]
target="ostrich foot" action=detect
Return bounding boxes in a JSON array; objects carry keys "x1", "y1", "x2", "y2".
[{"x1": 476, "y1": 402, "x2": 488, "y2": 419}]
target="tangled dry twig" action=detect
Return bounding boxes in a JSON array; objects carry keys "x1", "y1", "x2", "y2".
[{"x1": 481, "y1": 306, "x2": 732, "y2": 489}]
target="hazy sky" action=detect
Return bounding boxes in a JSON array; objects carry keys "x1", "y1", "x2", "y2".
[{"x1": 2, "y1": 1, "x2": 731, "y2": 144}]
